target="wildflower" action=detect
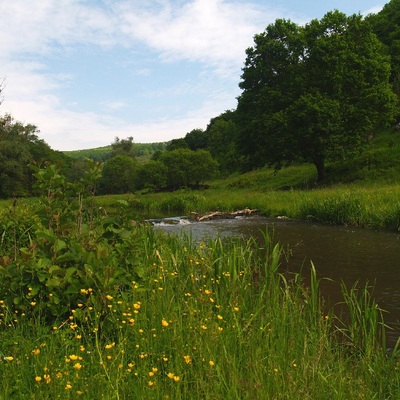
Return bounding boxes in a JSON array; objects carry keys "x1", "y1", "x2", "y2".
[
  {"x1": 35, "y1": 376, "x2": 42, "y2": 382},
  {"x1": 128, "y1": 363, "x2": 134, "y2": 368},
  {"x1": 69, "y1": 355, "x2": 79, "y2": 361},
  {"x1": 233, "y1": 307, "x2": 239, "y2": 312},
  {"x1": 204, "y1": 289, "x2": 211, "y2": 295},
  {"x1": 133, "y1": 302, "x2": 141, "y2": 310},
  {"x1": 44, "y1": 374, "x2": 51, "y2": 384},
  {"x1": 148, "y1": 381, "x2": 154, "y2": 387},
  {"x1": 76, "y1": 391, "x2": 83, "y2": 395},
  {"x1": 209, "y1": 360, "x2": 215, "y2": 367},
  {"x1": 77, "y1": 303, "x2": 83, "y2": 308},
  {"x1": 152, "y1": 367, "x2": 158, "y2": 373},
  {"x1": 4, "y1": 356, "x2": 14, "y2": 361},
  {"x1": 80, "y1": 289, "x2": 88, "y2": 295},
  {"x1": 33, "y1": 348, "x2": 41, "y2": 356},
  {"x1": 74, "y1": 363, "x2": 82, "y2": 370},
  {"x1": 173, "y1": 376, "x2": 180, "y2": 382},
  {"x1": 163, "y1": 357, "x2": 169, "y2": 362},
  {"x1": 149, "y1": 371, "x2": 155, "y2": 377},
  {"x1": 107, "y1": 355, "x2": 112, "y2": 360},
  {"x1": 201, "y1": 325, "x2": 207, "y2": 330},
  {"x1": 217, "y1": 315, "x2": 223, "y2": 320},
  {"x1": 105, "y1": 342, "x2": 115, "y2": 350},
  {"x1": 183, "y1": 355, "x2": 192, "y2": 364},
  {"x1": 30, "y1": 302, "x2": 36, "y2": 306},
  {"x1": 79, "y1": 345, "x2": 85, "y2": 352},
  {"x1": 167, "y1": 372, "x2": 175, "y2": 379},
  {"x1": 162, "y1": 319, "x2": 169, "y2": 327},
  {"x1": 65, "y1": 382, "x2": 72, "y2": 390}
]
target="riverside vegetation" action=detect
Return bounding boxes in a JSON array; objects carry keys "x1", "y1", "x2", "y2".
[{"x1": 1, "y1": 162, "x2": 400, "y2": 399}]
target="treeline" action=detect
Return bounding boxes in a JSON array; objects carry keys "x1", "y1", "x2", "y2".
[{"x1": 1, "y1": 2, "x2": 400, "y2": 198}]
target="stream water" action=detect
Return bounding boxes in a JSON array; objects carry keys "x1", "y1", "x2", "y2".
[{"x1": 153, "y1": 215, "x2": 400, "y2": 347}]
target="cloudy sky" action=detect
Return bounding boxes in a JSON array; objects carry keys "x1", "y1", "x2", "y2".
[{"x1": 0, "y1": 0, "x2": 384, "y2": 151}]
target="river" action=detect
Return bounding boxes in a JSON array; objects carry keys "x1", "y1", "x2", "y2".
[{"x1": 153, "y1": 215, "x2": 400, "y2": 347}]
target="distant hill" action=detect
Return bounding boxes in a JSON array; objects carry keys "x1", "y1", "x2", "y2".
[{"x1": 64, "y1": 142, "x2": 167, "y2": 162}]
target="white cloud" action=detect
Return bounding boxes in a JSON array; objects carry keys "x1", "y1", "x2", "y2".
[{"x1": 116, "y1": 0, "x2": 275, "y2": 75}]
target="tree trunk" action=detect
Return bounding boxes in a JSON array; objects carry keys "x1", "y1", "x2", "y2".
[{"x1": 314, "y1": 159, "x2": 325, "y2": 181}]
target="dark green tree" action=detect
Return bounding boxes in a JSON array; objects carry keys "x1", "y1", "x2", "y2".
[
  {"x1": 137, "y1": 160, "x2": 168, "y2": 191},
  {"x1": 367, "y1": 0, "x2": 400, "y2": 117},
  {"x1": 159, "y1": 149, "x2": 218, "y2": 190},
  {"x1": 111, "y1": 136, "x2": 136, "y2": 158},
  {"x1": 184, "y1": 128, "x2": 208, "y2": 150},
  {"x1": 205, "y1": 110, "x2": 240, "y2": 174},
  {"x1": 166, "y1": 138, "x2": 189, "y2": 151},
  {"x1": 237, "y1": 12, "x2": 397, "y2": 180},
  {"x1": 0, "y1": 114, "x2": 63, "y2": 197},
  {"x1": 99, "y1": 155, "x2": 137, "y2": 194}
]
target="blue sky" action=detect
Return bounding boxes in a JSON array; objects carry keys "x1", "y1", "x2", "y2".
[{"x1": 0, "y1": 0, "x2": 384, "y2": 151}]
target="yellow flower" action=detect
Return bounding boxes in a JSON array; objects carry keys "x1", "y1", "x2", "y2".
[
  {"x1": 173, "y1": 376, "x2": 180, "y2": 382},
  {"x1": 76, "y1": 391, "x2": 83, "y2": 396},
  {"x1": 201, "y1": 325, "x2": 207, "y2": 330},
  {"x1": 44, "y1": 374, "x2": 51, "y2": 384},
  {"x1": 183, "y1": 355, "x2": 192, "y2": 364},
  {"x1": 209, "y1": 360, "x2": 215, "y2": 367},
  {"x1": 133, "y1": 302, "x2": 141, "y2": 310},
  {"x1": 217, "y1": 315, "x2": 223, "y2": 320},
  {"x1": 69, "y1": 354, "x2": 79, "y2": 361},
  {"x1": 106, "y1": 295, "x2": 113, "y2": 300},
  {"x1": 167, "y1": 372, "x2": 175, "y2": 379},
  {"x1": 30, "y1": 302, "x2": 36, "y2": 306},
  {"x1": 105, "y1": 342, "x2": 115, "y2": 350},
  {"x1": 162, "y1": 319, "x2": 169, "y2": 327},
  {"x1": 233, "y1": 307, "x2": 239, "y2": 312},
  {"x1": 4, "y1": 356, "x2": 14, "y2": 361},
  {"x1": 74, "y1": 363, "x2": 82, "y2": 370},
  {"x1": 148, "y1": 381, "x2": 154, "y2": 387},
  {"x1": 33, "y1": 348, "x2": 40, "y2": 356},
  {"x1": 65, "y1": 382, "x2": 72, "y2": 390},
  {"x1": 35, "y1": 376, "x2": 42, "y2": 382},
  {"x1": 80, "y1": 289, "x2": 88, "y2": 295}
]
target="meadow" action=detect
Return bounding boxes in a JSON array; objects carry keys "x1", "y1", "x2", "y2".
[{"x1": 1, "y1": 162, "x2": 400, "y2": 399}]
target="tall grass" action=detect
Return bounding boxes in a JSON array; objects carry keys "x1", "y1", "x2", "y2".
[{"x1": 1, "y1": 224, "x2": 399, "y2": 398}]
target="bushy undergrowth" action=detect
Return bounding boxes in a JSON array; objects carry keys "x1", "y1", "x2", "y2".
[{"x1": 1, "y1": 164, "x2": 400, "y2": 398}]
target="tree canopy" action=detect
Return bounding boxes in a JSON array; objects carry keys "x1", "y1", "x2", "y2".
[{"x1": 236, "y1": 11, "x2": 398, "y2": 180}]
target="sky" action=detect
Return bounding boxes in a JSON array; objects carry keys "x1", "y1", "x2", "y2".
[{"x1": 0, "y1": 0, "x2": 385, "y2": 151}]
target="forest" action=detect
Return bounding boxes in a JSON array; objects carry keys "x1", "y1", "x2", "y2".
[{"x1": 1, "y1": 3, "x2": 400, "y2": 198}]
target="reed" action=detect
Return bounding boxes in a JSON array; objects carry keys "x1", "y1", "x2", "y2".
[{"x1": 1, "y1": 224, "x2": 399, "y2": 398}]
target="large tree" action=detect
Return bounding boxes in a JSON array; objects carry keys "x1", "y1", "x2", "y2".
[{"x1": 236, "y1": 12, "x2": 397, "y2": 180}]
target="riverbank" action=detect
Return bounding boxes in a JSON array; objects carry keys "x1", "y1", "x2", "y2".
[
  {"x1": 94, "y1": 178, "x2": 400, "y2": 232},
  {"x1": 1, "y1": 182, "x2": 400, "y2": 398}
]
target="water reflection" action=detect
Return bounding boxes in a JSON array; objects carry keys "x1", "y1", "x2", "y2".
[{"x1": 154, "y1": 215, "x2": 400, "y2": 346}]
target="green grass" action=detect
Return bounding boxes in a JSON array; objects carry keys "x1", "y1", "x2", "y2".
[{"x1": 1, "y1": 226, "x2": 399, "y2": 399}]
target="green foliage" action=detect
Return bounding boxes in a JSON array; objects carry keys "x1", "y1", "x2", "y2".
[
  {"x1": 99, "y1": 155, "x2": 138, "y2": 194},
  {"x1": 111, "y1": 136, "x2": 135, "y2": 158},
  {"x1": 237, "y1": 11, "x2": 398, "y2": 180},
  {"x1": 368, "y1": 0, "x2": 400, "y2": 103},
  {"x1": 137, "y1": 160, "x2": 168, "y2": 191},
  {"x1": 0, "y1": 164, "x2": 152, "y2": 322},
  {"x1": 159, "y1": 148, "x2": 218, "y2": 190}
]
